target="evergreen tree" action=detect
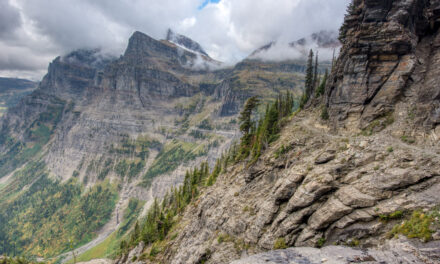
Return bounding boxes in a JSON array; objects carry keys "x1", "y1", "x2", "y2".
[
  {"x1": 313, "y1": 51, "x2": 319, "y2": 93},
  {"x1": 250, "y1": 91, "x2": 295, "y2": 161},
  {"x1": 238, "y1": 96, "x2": 260, "y2": 158},
  {"x1": 331, "y1": 49, "x2": 336, "y2": 69},
  {"x1": 301, "y1": 49, "x2": 314, "y2": 108},
  {"x1": 316, "y1": 69, "x2": 328, "y2": 97}
]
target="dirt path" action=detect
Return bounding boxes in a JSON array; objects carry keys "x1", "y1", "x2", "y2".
[{"x1": 298, "y1": 117, "x2": 440, "y2": 159}]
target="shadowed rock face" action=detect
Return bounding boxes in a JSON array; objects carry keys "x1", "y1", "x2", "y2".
[{"x1": 326, "y1": 0, "x2": 440, "y2": 130}]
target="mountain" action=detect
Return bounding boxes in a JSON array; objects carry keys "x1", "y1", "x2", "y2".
[
  {"x1": 113, "y1": 1, "x2": 440, "y2": 263},
  {"x1": 0, "y1": 77, "x2": 37, "y2": 116},
  {"x1": 0, "y1": 30, "x2": 312, "y2": 260},
  {"x1": 166, "y1": 29, "x2": 209, "y2": 57},
  {"x1": 215, "y1": 32, "x2": 337, "y2": 117},
  {"x1": 249, "y1": 30, "x2": 340, "y2": 62}
]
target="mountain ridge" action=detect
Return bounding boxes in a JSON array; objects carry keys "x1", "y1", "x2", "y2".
[
  {"x1": 0, "y1": 29, "x2": 310, "y2": 260},
  {"x1": 111, "y1": 1, "x2": 440, "y2": 263}
]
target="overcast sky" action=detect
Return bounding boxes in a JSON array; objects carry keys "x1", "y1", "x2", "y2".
[{"x1": 0, "y1": 0, "x2": 350, "y2": 81}]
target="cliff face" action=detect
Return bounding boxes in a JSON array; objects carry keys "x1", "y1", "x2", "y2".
[
  {"x1": 326, "y1": 0, "x2": 440, "y2": 131},
  {"x1": 113, "y1": 2, "x2": 440, "y2": 263},
  {"x1": 0, "y1": 30, "x2": 311, "y2": 259}
]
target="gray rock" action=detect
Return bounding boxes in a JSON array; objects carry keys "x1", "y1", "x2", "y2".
[{"x1": 231, "y1": 238, "x2": 438, "y2": 264}]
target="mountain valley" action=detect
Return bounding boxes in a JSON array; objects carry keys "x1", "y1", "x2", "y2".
[{"x1": 1, "y1": 0, "x2": 440, "y2": 264}]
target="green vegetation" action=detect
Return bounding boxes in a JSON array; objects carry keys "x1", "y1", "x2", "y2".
[
  {"x1": 236, "y1": 92, "x2": 295, "y2": 164},
  {"x1": 217, "y1": 233, "x2": 233, "y2": 244},
  {"x1": 315, "y1": 69, "x2": 328, "y2": 97},
  {"x1": 300, "y1": 49, "x2": 315, "y2": 108},
  {"x1": 321, "y1": 105, "x2": 329, "y2": 120},
  {"x1": 141, "y1": 140, "x2": 207, "y2": 187},
  {"x1": 73, "y1": 199, "x2": 144, "y2": 262},
  {"x1": 189, "y1": 129, "x2": 207, "y2": 139},
  {"x1": 401, "y1": 135, "x2": 416, "y2": 144},
  {"x1": 120, "y1": 162, "x2": 211, "y2": 259},
  {"x1": 273, "y1": 238, "x2": 287, "y2": 250},
  {"x1": 0, "y1": 161, "x2": 118, "y2": 258},
  {"x1": 0, "y1": 99, "x2": 66, "y2": 178},
  {"x1": 347, "y1": 238, "x2": 360, "y2": 247},
  {"x1": 361, "y1": 113, "x2": 395, "y2": 136},
  {"x1": 174, "y1": 95, "x2": 204, "y2": 116},
  {"x1": 273, "y1": 144, "x2": 292, "y2": 159},
  {"x1": 0, "y1": 256, "x2": 41, "y2": 264},
  {"x1": 317, "y1": 237, "x2": 326, "y2": 248},
  {"x1": 94, "y1": 135, "x2": 163, "y2": 181},
  {"x1": 114, "y1": 159, "x2": 145, "y2": 181},
  {"x1": 389, "y1": 210, "x2": 439, "y2": 242},
  {"x1": 110, "y1": 135, "x2": 161, "y2": 160},
  {"x1": 197, "y1": 119, "x2": 213, "y2": 130},
  {"x1": 387, "y1": 146, "x2": 394, "y2": 153},
  {"x1": 379, "y1": 210, "x2": 404, "y2": 222}
]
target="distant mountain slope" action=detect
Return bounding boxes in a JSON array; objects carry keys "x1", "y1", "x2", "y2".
[
  {"x1": 114, "y1": 1, "x2": 440, "y2": 264},
  {"x1": 0, "y1": 28, "x2": 320, "y2": 260},
  {"x1": 0, "y1": 77, "x2": 36, "y2": 93},
  {"x1": 0, "y1": 77, "x2": 37, "y2": 116},
  {"x1": 249, "y1": 30, "x2": 340, "y2": 62}
]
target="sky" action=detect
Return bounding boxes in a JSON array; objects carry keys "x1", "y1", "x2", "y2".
[{"x1": 0, "y1": 0, "x2": 350, "y2": 81}]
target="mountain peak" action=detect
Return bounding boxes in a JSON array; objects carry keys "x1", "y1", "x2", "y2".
[
  {"x1": 248, "y1": 31, "x2": 340, "y2": 62},
  {"x1": 124, "y1": 31, "x2": 162, "y2": 56},
  {"x1": 290, "y1": 30, "x2": 339, "y2": 49},
  {"x1": 166, "y1": 29, "x2": 209, "y2": 57}
]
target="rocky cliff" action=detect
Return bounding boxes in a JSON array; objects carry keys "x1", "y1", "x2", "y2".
[
  {"x1": 0, "y1": 29, "x2": 309, "y2": 259},
  {"x1": 115, "y1": 1, "x2": 440, "y2": 263},
  {"x1": 326, "y1": 0, "x2": 440, "y2": 132}
]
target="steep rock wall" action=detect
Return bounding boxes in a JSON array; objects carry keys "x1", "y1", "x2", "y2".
[{"x1": 326, "y1": 0, "x2": 440, "y2": 130}]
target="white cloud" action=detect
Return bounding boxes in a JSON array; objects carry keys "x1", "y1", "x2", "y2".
[{"x1": 0, "y1": 0, "x2": 350, "y2": 80}]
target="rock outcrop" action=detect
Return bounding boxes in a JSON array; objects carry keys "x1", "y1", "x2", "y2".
[
  {"x1": 232, "y1": 238, "x2": 440, "y2": 264},
  {"x1": 152, "y1": 110, "x2": 439, "y2": 264},
  {"x1": 0, "y1": 29, "x2": 311, "y2": 259},
  {"x1": 326, "y1": 0, "x2": 440, "y2": 131},
  {"x1": 115, "y1": 1, "x2": 440, "y2": 263}
]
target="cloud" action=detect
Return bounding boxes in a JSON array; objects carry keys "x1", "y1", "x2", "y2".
[
  {"x1": 0, "y1": 0, "x2": 21, "y2": 37},
  {"x1": 249, "y1": 31, "x2": 341, "y2": 62},
  {"x1": 0, "y1": 0, "x2": 350, "y2": 80},
  {"x1": 180, "y1": 0, "x2": 349, "y2": 63}
]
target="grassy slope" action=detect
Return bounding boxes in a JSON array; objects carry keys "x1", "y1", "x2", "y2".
[{"x1": 73, "y1": 199, "x2": 145, "y2": 262}]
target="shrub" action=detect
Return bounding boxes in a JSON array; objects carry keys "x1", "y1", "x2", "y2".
[
  {"x1": 317, "y1": 237, "x2": 326, "y2": 248},
  {"x1": 389, "y1": 210, "x2": 436, "y2": 242},
  {"x1": 273, "y1": 238, "x2": 287, "y2": 250},
  {"x1": 321, "y1": 105, "x2": 329, "y2": 120},
  {"x1": 401, "y1": 135, "x2": 415, "y2": 144}
]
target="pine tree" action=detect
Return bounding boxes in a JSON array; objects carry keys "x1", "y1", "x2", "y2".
[
  {"x1": 238, "y1": 96, "x2": 260, "y2": 158},
  {"x1": 316, "y1": 69, "x2": 328, "y2": 97},
  {"x1": 312, "y1": 51, "x2": 319, "y2": 94},
  {"x1": 331, "y1": 49, "x2": 336, "y2": 69},
  {"x1": 301, "y1": 49, "x2": 314, "y2": 108}
]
